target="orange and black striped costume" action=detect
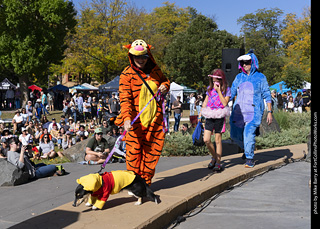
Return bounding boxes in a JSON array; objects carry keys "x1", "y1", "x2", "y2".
[{"x1": 115, "y1": 40, "x2": 170, "y2": 185}]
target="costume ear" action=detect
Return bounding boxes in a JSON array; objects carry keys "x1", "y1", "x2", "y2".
[
  {"x1": 123, "y1": 44, "x2": 131, "y2": 49},
  {"x1": 147, "y1": 44, "x2": 154, "y2": 50}
]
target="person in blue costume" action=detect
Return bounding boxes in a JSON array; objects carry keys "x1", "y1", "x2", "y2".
[{"x1": 230, "y1": 50, "x2": 273, "y2": 168}]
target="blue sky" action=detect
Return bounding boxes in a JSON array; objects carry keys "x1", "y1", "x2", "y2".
[{"x1": 71, "y1": 0, "x2": 310, "y2": 35}]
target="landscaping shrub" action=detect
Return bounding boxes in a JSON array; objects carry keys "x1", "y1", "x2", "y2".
[{"x1": 162, "y1": 112, "x2": 311, "y2": 156}]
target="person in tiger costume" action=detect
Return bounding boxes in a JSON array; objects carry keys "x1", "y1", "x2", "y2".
[{"x1": 115, "y1": 39, "x2": 170, "y2": 185}]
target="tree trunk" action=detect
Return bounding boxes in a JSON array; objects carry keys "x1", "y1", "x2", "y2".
[{"x1": 19, "y1": 74, "x2": 29, "y2": 108}]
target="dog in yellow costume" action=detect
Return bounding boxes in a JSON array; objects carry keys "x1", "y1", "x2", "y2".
[
  {"x1": 115, "y1": 39, "x2": 170, "y2": 185},
  {"x1": 73, "y1": 170, "x2": 158, "y2": 209}
]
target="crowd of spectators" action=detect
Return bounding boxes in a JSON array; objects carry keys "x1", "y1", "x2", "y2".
[
  {"x1": 270, "y1": 89, "x2": 311, "y2": 113},
  {"x1": 0, "y1": 90, "x2": 126, "y2": 172}
]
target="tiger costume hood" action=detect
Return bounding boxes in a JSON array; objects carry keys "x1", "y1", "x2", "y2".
[{"x1": 123, "y1": 39, "x2": 157, "y2": 74}]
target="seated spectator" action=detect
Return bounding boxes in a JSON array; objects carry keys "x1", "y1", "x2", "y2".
[
  {"x1": 34, "y1": 126, "x2": 43, "y2": 144},
  {"x1": 87, "y1": 119, "x2": 96, "y2": 133},
  {"x1": 60, "y1": 121, "x2": 70, "y2": 132},
  {"x1": 59, "y1": 115, "x2": 66, "y2": 125},
  {"x1": 78, "y1": 132, "x2": 86, "y2": 142},
  {"x1": 21, "y1": 108, "x2": 29, "y2": 125},
  {"x1": 19, "y1": 127, "x2": 32, "y2": 146},
  {"x1": 111, "y1": 125, "x2": 120, "y2": 138},
  {"x1": 50, "y1": 123, "x2": 60, "y2": 144},
  {"x1": 74, "y1": 121, "x2": 81, "y2": 132},
  {"x1": 101, "y1": 119, "x2": 112, "y2": 135},
  {"x1": 48, "y1": 118, "x2": 61, "y2": 133},
  {"x1": 68, "y1": 117, "x2": 75, "y2": 132},
  {"x1": 7, "y1": 137, "x2": 59, "y2": 180},
  {"x1": 39, "y1": 128, "x2": 52, "y2": 142},
  {"x1": 62, "y1": 131, "x2": 76, "y2": 150},
  {"x1": 181, "y1": 123, "x2": 192, "y2": 135},
  {"x1": 1, "y1": 128, "x2": 16, "y2": 141},
  {"x1": 0, "y1": 120, "x2": 4, "y2": 136},
  {"x1": 39, "y1": 134, "x2": 63, "y2": 159},
  {"x1": 85, "y1": 127, "x2": 111, "y2": 164},
  {"x1": 75, "y1": 125, "x2": 89, "y2": 142},
  {"x1": 40, "y1": 115, "x2": 49, "y2": 125},
  {"x1": 26, "y1": 121, "x2": 35, "y2": 136},
  {"x1": 0, "y1": 138, "x2": 8, "y2": 158},
  {"x1": 28, "y1": 139, "x2": 41, "y2": 160},
  {"x1": 57, "y1": 127, "x2": 66, "y2": 149},
  {"x1": 12, "y1": 110, "x2": 24, "y2": 134}
]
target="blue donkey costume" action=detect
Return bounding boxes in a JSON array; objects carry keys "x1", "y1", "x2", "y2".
[{"x1": 230, "y1": 51, "x2": 271, "y2": 161}]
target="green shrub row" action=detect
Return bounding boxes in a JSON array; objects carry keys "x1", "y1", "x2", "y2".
[{"x1": 162, "y1": 111, "x2": 311, "y2": 156}]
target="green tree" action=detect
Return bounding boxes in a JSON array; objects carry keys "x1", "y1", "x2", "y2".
[
  {"x1": 0, "y1": 0, "x2": 77, "y2": 105},
  {"x1": 58, "y1": 1, "x2": 195, "y2": 83},
  {"x1": 237, "y1": 8, "x2": 284, "y2": 84},
  {"x1": 281, "y1": 7, "x2": 311, "y2": 84},
  {"x1": 164, "y1": 15, "x2": 241, "y2": 91},
  {"x1": 57, "y1": 0, "x2": 129, "y2": 84},
  {"x1": 145, "y1": 2, "x2": 194, "y2": 72}
]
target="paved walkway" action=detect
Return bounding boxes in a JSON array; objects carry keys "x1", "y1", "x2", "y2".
[
  {"x1": 2, "y1": 144, "x2": 307, "y2": 229},
  {"x1": 175, "y1": 161, "x2": 310, "y2": 229}
]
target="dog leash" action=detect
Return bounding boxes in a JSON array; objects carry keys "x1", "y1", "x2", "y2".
[{"x1": 98, "y1": 88, "x2": 167, "y2": 173}]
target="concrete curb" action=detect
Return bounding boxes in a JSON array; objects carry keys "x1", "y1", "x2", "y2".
[{"x1": 11, "y1": 144, "x2": 307, "y2": 229}]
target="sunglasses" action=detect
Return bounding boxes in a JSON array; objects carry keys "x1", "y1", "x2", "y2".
[
  {"x1": 133, "y1": 55, "x2": 148, "y2": 60},
  {"x1": 240, "y1": 60, "x2": 251, "y2": 66}
]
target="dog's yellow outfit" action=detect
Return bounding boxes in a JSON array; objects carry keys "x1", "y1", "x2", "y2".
[{"x1": 76, "y1": 170, "x2": 135, "y2": 209}]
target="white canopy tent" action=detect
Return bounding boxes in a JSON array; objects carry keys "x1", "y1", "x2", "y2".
[
  {"x1": 81, "y1": 83, "x2": 99, "y2": 90},
  {"x1": 169, "y1": 82, "x2": 184, "y2": 102},
  {"x1": 303, "y1": 81, "x2": 311, "y2": 89}
]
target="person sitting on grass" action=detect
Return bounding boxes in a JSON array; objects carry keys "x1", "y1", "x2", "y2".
[
  {"x1": 181, "y1": 123, "x2": 192, "y2": 135},
  {"x1": 39, "y1": 134, "x2": 64, "y2": 159},
  {"x1": 50, "y1": 123, "x2": 60, "y2": 144},
  {"x1": 12, "y1": 110, "x2": 24, "y2": 134},
  {"x1": 87, "y1": 119, "x2": 96, "y2": 133},
  {"x1": 7, "y1": 137, "x2": 60, "y2": 180},
  {"x1": 62, "y1": 131, "x2": 76, "y2": 150},
  {"x1": 75, "y1": 125, "x2": 88, "y2": 142},
  {"x1": 57, "y1": 127, "x2": 66, "y2": 149},
  {"x1": 84, "y1": 127, "x2": 111, "y2": 164},
  {"x1": 0, "y1": 138, "x2": 8, "y2": 158}
]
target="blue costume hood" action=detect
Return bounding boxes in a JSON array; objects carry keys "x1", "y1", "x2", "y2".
[{"x1": 239, "y1": 50, "x2": 259, "y2": 75}]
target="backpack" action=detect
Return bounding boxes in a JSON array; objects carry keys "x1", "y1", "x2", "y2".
[{"x1": 192, "y1": 122, "x2": 205, "y2": 146}]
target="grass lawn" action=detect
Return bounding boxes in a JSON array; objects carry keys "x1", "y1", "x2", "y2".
[{"x1": 1, "y1": 109, "x2": 66, "y2": 121}]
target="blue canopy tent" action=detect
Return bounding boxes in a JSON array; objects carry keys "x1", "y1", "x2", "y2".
[
  {"x1": 270, "y1": 81, "x2": 311, "y2": 97},
  {"x1": 48, "y1": 84, "x2": 69, "y2": 92},
  {"x1": 99, "y1": 76, "x2": 120, "y2": 93}
]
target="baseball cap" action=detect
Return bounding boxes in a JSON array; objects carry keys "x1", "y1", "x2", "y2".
[
  {"x1": 94, "y1": 127, "x2": 103, "y2": 134},
  {"x1": 237, "y1": 54, "x2": 251, "y2": 62}
]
